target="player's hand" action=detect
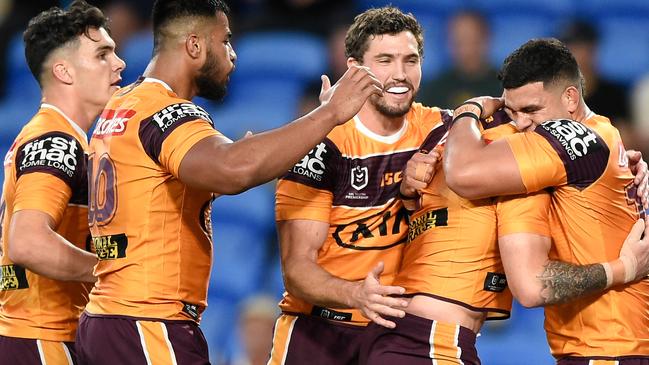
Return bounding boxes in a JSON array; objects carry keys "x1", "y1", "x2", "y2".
[
  {"x1": 351, "y1": 261, "x2": 408, "y2": 329},
  {"x1": 319, "y1": 66, "x2": 383, "y2": 125},
  {"x1": 619, "y1": 218, "x2": 649, "y2": 281},
  {"x1": 400, "y1": 150, "x2": 441, "y2": 198},
  {"x1": 627, "y1": 150, "x2": 649, "y2": 210}
]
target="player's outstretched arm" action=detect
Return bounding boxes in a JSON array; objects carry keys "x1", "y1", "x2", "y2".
[
  {"x1": 444, "y1": 97, "x2": 526, "y2": 199},
  {"x1": 178, "y1": 66, "x2": 383, "y2": 195},
  {"x1": 8, "y1": 210, "x2": 97, "y2": 283},
  {"x1": 278, "y1": 219, "x2": 408, "y2": 328},
  {"x1": 500, "y1": 219, "x2": 649, "y2": 307}
]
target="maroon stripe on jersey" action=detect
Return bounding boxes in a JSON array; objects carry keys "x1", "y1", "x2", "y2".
[
  {"x1": 283, "y1": 314, "x2": 365, "y2": 365},
  {"x1": 280, "y1": 138, "x2": 339, "y2": 192},
  {"x1": 558, "y1": 357, "x2": 649, "y2": 364},
  {"x1": 331, "y1": 148, "x2": 418, "y2": 208},
  {"x1": 15, "y1": 132, "x2": 86, "y2": 192},
  {"x1": 138, "y1": 103, "x2": 214, "y2": 164},
  {"x1": 534, "y1": 119, "x2": 609, "y2": 189},
  {"x1": 420, "y1": 123, "x2": 449, "y2": 153},
  {"x1": 359, "y1": 314, "x2": 480, "y2": 365}
]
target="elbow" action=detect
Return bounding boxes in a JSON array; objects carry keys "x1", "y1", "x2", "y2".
[
  {"x1": 444, "y1": 167, "x2": 482, "y2": 200},
  {"x1": 7, "y1": 238, "x2": 31, "y2": 267},
  {"x1": 281, "y1": 264, "x2": 300, "y2": 296},
  {"x1": 511, "y1": 288, "x2": 543, "y2": 308}
]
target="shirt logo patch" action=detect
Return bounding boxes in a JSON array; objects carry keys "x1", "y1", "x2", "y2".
[
  {"x1": 483, "y1": 272, "x2": 507, "y2": 292},
  {"x1": 93, "y1": 109, "x2": 136, "y2": 139},
  {"x1": 151, "y1": 103, "x2": 212, "y2": 133},
  {"x1": 408, "y1": 208, "x2": 449, "y2": 242},
  {"x1": 539, "y1": 119, "x2": 600, "y2": 161},
  {"x1": 350, "y1": 165, "x2": 369, "y2": 191},
  {"x1": 289, "y1": 142, "x2": 327, "y2": 182},
  {"x1": 92, "y1": 233, "x2": 128, "y2": 260},
  {"x1": 0, "y1": 264, "x2": 29, "y2": 291},
  {"x1": 18, "y1": 133, "x2": 79, "y2": 178}
]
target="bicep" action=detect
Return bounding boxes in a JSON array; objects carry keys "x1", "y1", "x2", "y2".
[{"x1": 177, "y1": 134, "x2": 241, "y2": 192}]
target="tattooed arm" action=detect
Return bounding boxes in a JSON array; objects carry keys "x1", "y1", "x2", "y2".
[{"x1": 499, "y1": 220, "x2": 649, "y2": 307}]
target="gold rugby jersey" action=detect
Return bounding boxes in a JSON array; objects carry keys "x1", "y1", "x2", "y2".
[{"x1": 0, "y1": 104, "x2": 91, "y2": 341}]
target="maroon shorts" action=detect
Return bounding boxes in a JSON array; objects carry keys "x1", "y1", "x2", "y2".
[
  {"x1": 0, "y1": 334, "x2": 76, "y2": 364},
  {"x1": 359, "y1": 313, "x2": 480, "y2": 365},
  {"x1": 75, "y1": 312, "x2": 209, "y2": 365},
  {"x1": 558, "y1": 357, "x2": 649, "y2": 365},
  {"x1": 268, "y1": 313, "x2": 366, "y2": 365}
]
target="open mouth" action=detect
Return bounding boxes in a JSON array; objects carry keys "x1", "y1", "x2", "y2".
[{"x1": 386, "y1": 86, "x2": 409, "y2": 95}]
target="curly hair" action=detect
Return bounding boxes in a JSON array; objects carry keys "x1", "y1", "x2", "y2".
[
  {"x1": 152, "y1": 0, "x2": 230, "y2": 53},
  {"x1": 498, "y1": 38, "x2": 582, "y2": 91},
  {"x1": 23, "y1": 0, "x2": 108, "y2": 85},
  {"x1": 345, "y1": 6, "x2": 424, "y2": 63}
]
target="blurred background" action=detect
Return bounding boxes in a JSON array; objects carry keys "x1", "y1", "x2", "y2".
[{"x1": 2, "y1": 0, "x2": 649, "y2": 364}]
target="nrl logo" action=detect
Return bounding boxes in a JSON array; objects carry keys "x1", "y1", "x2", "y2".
[{"x1": 351, "y1": 165, "x2": 368, "y2": 191}]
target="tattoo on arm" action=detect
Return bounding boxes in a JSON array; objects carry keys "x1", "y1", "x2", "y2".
[{"x1": 537, "y1": 261, "x2": 607, "y2": 305}]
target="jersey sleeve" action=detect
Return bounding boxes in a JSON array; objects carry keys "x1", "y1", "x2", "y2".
[
  {"x1": 13, "y1": 173, "x2": 72, "y2": 225},
  {"x1": 12, "y1": 131, "x2": 86, "y2": 224},
  {"x1": 138, "y1": 102, "x2": 220, "y2": 177},
  {"x1": 275, "y1": 139, "x2": 339, "y2": 223},
  {"x1": 496, "y1": 190, "x2": 551, "y2": 237}
]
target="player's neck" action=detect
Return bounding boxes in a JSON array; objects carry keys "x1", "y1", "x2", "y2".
[
  {"x1": 143, "y1": 54, "x2": 195, "y2": 100},
  {"x1": 356, "y1": 104, "x2": 407, "y2": 136},
  {"x1": 41, "y1": 88, "x2": 97, "y2": 132}
]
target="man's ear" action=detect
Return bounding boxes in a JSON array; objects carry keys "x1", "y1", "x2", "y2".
[
  {"x1": 347, "y1": 57, "x2": 360, "y2": 68},
  {"x1": 563, "y1": 85, "x2": 580, "y2": 114},
  {"x1": 185, "y1": 34, "x2": 202, "y2": 59},
  {"x1": 51, "y1": 60, "x2": 73, "y2": 85}
]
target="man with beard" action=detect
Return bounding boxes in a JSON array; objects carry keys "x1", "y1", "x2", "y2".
[
  {"x1": 270, "y1": 7, "x2": 445, "y2": 364},
  {"x1": 74, "y1": 1, "x2": 382, "y2": 364}
]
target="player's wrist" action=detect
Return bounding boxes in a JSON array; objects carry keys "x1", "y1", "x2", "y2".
[
  {"x1": 399, "y1": 191, "x2": 420, "y2": 211},
  {"x1": 603, "y1": 255, "x2": 638, "y2": 288},
  {"x1": 452, "y1": 101, "x2": 483, "y2": 125}
]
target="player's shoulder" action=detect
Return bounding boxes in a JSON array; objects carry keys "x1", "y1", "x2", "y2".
[{"x1": 409, "y1": 102, "x2": 451, "y2": 129}]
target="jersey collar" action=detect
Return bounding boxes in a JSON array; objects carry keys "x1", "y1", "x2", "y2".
[
  {"x1": 40, "y1": 103, "x2": 88, "y2": 144},
  {"x1": 353, "y1": 115, "x2": 409, "y2": 145},
  {"x1": 142, "y1": 77, "x2": 174, "y2": 93}
]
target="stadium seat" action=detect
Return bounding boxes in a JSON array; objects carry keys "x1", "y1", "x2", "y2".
[
  {"x1": 5, "y1": 33, "x2": 41, "y2": 105},
  {"x1": 355, "y1": 0, "x2": 469, "y2": 18},
  {"x1": 232, "y1": 31, "x2": 327, "y2": 84},
  {"x1": 596, "y1": 16, "x2": 649, "y2": 85},
  {"x1": 579, "y1": 0, "x2": 649, "y2": 18},
  {"x1": 118, "y1": 30, "x2": 154, "y2": 85},
  {"x1": 472, "y1": 0, "x2": 576, "y2": 19},
  {"x1": 488, "y1": 15, "x2": 557, "y2": 65}
]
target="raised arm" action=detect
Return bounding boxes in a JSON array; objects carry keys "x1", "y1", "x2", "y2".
[
  {"x1": 444, "y1": 98, "x2": 526, "y2": 199},
  {"x1": 278, "y1": 219, "x2": 408, "y2": 328},
  {"x1": 179, "y1": 66, "x2": 383, "y2": 194},
  {"x1": 500, "y1": 219, "x2": 649, "y2": 307},
  {"x1": 9, "y1": 210, "x2": 96, "y2": 283}
]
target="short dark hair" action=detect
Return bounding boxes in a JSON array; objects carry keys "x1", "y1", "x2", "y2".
[
  {"x1": 152, "y1": 0, "x2": 230, "y2": 53},
  {"x1": 498, "y1": 38, "x2": 582, "y2": 90},
  {"x1": 345, "y1": 6, "x2": 424, "y2": 62},
  {"x1": 23, "y1": 0, "x2": 108, "y2": 85}
]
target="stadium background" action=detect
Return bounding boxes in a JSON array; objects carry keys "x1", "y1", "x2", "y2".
[{"x1": 1, "y1": 0, "x2": 649, "y2": 363}]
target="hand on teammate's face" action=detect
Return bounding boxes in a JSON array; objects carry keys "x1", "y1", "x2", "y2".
[{"x1": 318, "y1": 66, "x2": 383, "y2": 125}]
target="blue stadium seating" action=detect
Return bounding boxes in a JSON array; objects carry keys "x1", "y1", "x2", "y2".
[
  {"x1": 488, "y1": 15, "x2": 558, "y2": 65},
  {"x1": 596, "y1": 16, "x2": 649, "y2": 85},
  {"x1": 118, "y1": 30, "x2": 154, "y2": 85}
]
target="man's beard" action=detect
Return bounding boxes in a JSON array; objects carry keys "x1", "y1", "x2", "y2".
[
  {"x1": 371, "y1": 91, "x2": 416, "y2": 118},
  {"x1": 195, "y1": 48, "x2": 229, "y2": 101}
]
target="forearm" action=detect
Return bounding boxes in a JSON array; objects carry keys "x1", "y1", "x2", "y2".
[
  {"x1": 284, "y1": 258, "x2": 359, "y2": 309},
  {"x1": 226, "y1": 106, "x2": 339, "y2": 191},
  {"x1": 536, "y1": 260, "x2": 607, "y2": 306},
  {"x1": 10, "y1": 230, "x2": 96, "y2": 283}
]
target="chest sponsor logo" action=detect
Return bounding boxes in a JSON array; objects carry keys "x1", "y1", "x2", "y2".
[
  {"x1": 408, "y1": 208, "x2": 448, "y2": 242},
  {"x1": 18, "y1": 134, "x2": 79, "y2": 178},
  {"x1": 483, "y1": 272, "x2": 507, "y2": 292},
  {"x1": 0, "y1": 264, "x2": 29, "y2": 291},
  {"x1": 333, "y1": 206, "x2": 409, "y2": 250},
  {"x1": 289, "y1": 142, "x2": 327, "y2": 182},
  {"x1": 92, "y1": 233, "x2": 128, "y2": 260},
  {"x1": 540, "y1": 119, "x2": 600, "y2": 161},
  {"x1": 152, "y1": 103, "x2": 212, "y2": 132},
  {"x1": 93, "y1": 109, "x2": 136, "y2": 139},
  {"x1": 350, "y1": 165, "x2": 368, "y2": 191}
]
